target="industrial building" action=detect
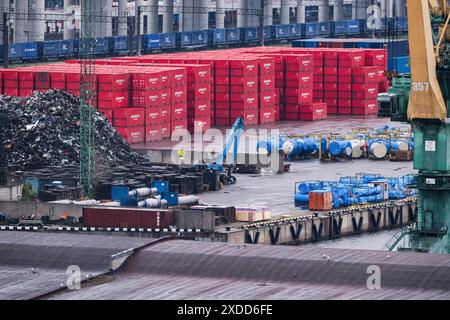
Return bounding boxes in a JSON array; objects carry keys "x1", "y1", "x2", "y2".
[
  {"x1": 0, "y1": 0, "x2": 449, "y2": 302},
  {"x1": 0, "y1": 0, "x2": 406, "y2": 43}
]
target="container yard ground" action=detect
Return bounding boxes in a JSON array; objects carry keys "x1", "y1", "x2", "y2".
[
  {"x1": 133, "y1": 116, "x2": 413, "y2": 216},
  {"x1": 134, "y1": 116, "x2": 411, "y2": 160}
]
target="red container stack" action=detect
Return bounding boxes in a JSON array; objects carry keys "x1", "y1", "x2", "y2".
[
  {"x1": 34, "y1": 71, "x2": 50, "y2": 92},
  {"x1": 214, "y1": 59, "x2": 231, "y2": 126},
  {"x1": 351, "y1": 66, "x2": 380, "y2": 115},
  {"x1": 256, "y1": 57, "x2": 276, "y2": 124},
  {"x1": 364, "y1": 49, "x2": 389, "y2": 93},
  {"x1": 284, "y1": 54, "x2": 314, "y2": 120},
  {"x1": 2, "y1": 70, "x2": 18, "y2": 96},
  {"x1": 18, "y1": 70, "x2": 35, "y2": 97},
  {"x1": 323, "y1": 51, "x2": 339, "y2": 115},
  {"x1": 98, "y1": 72, "x2": 130, "y2": 111},
  {"x1": 229, "y1": 58, "x2": 259, "y2": 126},
  {"x1": 300, "y1": 103, "x2": 328, "y2": 121},
  {"x1": 186, "y1": 64, "x2": 212, "y2": 133}
]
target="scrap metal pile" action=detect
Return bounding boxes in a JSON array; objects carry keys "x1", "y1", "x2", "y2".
[{"x1": 0, "y1": 90, "x2": 147, "y2": 171}]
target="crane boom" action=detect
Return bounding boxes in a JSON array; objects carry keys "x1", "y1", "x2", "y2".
[{"x1": 407, "y1": 0, "x2": 447, "y2": 121}]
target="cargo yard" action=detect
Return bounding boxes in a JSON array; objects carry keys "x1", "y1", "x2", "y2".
[{"x1": 0, "y1": 0, "x2": 449, "y2": 302}]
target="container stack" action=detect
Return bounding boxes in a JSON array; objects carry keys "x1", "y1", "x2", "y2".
[
  {"x1": 337, "y1": 50, "x2": 365, "y2": 115},
  {"x1": 257, "y1": 57, "x2": 276, "y2": 124},
  {"x1": 284, "y1": 54, "x2": 314, "y2": 120},
  {"x1": 2, "y1": 70, "x2": 18, "y2": 96},
  {"x1": 352, "y1": 66, "x2": 380, "y2": 115},
  {"x1": 323, "y1": 51, "x2": 339, "y2": 115},
  {"x1": 229, "y1": 58, "x2": 259, "y2": 126},
  {"x1": 165, "y1": 67, "x2": 188, "y2": 138},
  {"x1": 312, "y1": 51, "x2": 325, "y2": 103},
  {"x1": 34, "y1": 71, "x2": 51, "y2": 93},
  {"x1": 131, "y1": 70, "x2": 162, "y2": 143},
  {"x1": 214, "y1": 59, "x2": 232, "y2": 126},
  {"x1": 185, "y1": 64, "x2": 211, "y2": 133},
  {"x1": 18, "y1": 70, "x2": 35, "y2": 97},
  {"x1": 364, "y1": 49, "x2": 389, "y2": 93}
]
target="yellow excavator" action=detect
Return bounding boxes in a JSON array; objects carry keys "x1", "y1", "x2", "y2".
[{"x1": 392, "y1": 0, "x2": 450, "y2": 253}]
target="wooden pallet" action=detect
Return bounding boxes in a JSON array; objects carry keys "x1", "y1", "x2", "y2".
[{"x1": 389, "y1": 150, "x2": 414, "y2": 162}]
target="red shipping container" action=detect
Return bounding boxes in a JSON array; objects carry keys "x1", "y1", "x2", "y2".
[
  {"x1": 338, "y1": 67, "x2": 352, "y2": 76},
  {"x1": 352, "y1": 66, "x2": 379, "y2": 83},
  {"x1": 338, "y1": 99, "x2": 352, "y2": 108},
  {"x1": 215, "y1": 117, "x2": 231, "y2": 126},
  {"x1": 187, "y1": 84, "x2": 211, "y2": 101},
  {"x1": 285, "y1": 104, "x2": 300, "y2": 113},
  {"x1": 132, "y1": 92, "x2": 160, "y2": 108},
  {"x1": 215, "y1": 76, "x2": 230, "y2": 85},
  {"x1": 215, "y1": 101, "x2": 230, "y2": 110},
  {"x1": 299, "y1": 103, "x2": 328, "y2": 121},
  {"x1": 365, "y1": 49, "x2": 388, "y2": 67},
  {"x1": 379, "y1": 81, "x2": 390, "y2": 93},
  {"x1": 215, "y1": 85, "x2": 230, "y2": 93},
  {"x1": 338, "y1": 107, "x2": 352, "y2": 115},
  {"x1": 19, "y1": 88, "x2": 33, "y2": 97},
  {"x1": 230, "y1": 77, "x2": 258, "y2": 92},
  {"x1": 160, "y1": 122, "x2": 171, "y2": 139},
  {"x1": 260, "y1": 92, "x2": 275, "y2": 107},
  {"x1": 172, "y1": 104, "x2": 187, "y2": 120},
  {"x1": 260, "y1": 75, "x2": 275, "y2": 91},
  {"x1": 97, "y1": 73, "x2": 130, "y2": 91},
  {"x1": 352, "y1": 84, "x2": 379, "y2": 99},
  {"x1": 338, "y1": 83, "x2": 352, "y2": 91},
  {"x1": 285, "y1": 112, "x2": 300, "y2": 121},
  {"x1": 339, "y1": 75, "x2": 352, "y2": 83},
  {"x1": 324, "y1": 59, "x2": 338, "y2": 67},
  {"x1": 338, "y1": 51, "x2": 365, "y2": 67},
  {"x1": 114, "y1": 108, "x2": 145, "y2": 127},
  {"x1": 146, "y1": 124, "x2": 162, "y2": 142},
  {"x1": 132, "y1": 72, "x2": 161, "y2": 91},
  {"x1": 324, "y1": 67, "x2": 338, "y2": 75},
  {"x1": 313, "y1": 91, "x2": 324, "y2": 102},
  {"x1": 215, "y1": 68, "x2": 230, "y2": 77},
  {"x1": 231, "y1": 109, "x2": 258, "y2": 125},
  {"x1": 259, "y1": 58, "x2": 276, "y2": 75},
  {"x1": 146, "y1": 109, "x2": 162, "y2": 124},
  {"x1": 352, "y1": 99, "x2": 378, "y2": 109},
  {"x1": 160, "y1": 105, "x2": 171, "y2": 123},
  {"x1": 313, "y1": 81, "x2": 324, "y2": 90},
  {"x1": 324, "y1": 83, "x2": 338, "y2": 91},
  {"x1": 324, "y1": 75, "x2": 338, "y2": 83},
  {"x1": 352, "y1": 101, "x2": 378, "y2": 115},
  {"x1": 328, "y1": 107, "x2": 338, "y2": 114},
  {"x1": 377, "y1": 69, "x2": 387, "y2": 82},
  {"x1": 259, "y1": 107, "x2": 276, "y2": 124},
  {"x1": 171, "y1": 118, "x2": 188, "y2": 132},
  {"x1": 216, "y1": 92, "x2": 230, "y2": 102},
  {"x1": 98, "y1": 91, "x2": 129, "y2": 108},
  {"x1": 117, "y1": 126, "x2": 145, "y2": 144},
  {"x1": 325, "y1": 98, "x2": 338, "y2": 107},
  {"x1": 339, "y1": 91, "x2": 352, "y2": 99},
  {"x1": 188, "y1": 100, "x2": 211, "y2": 117},
  {"x1": 215, "y1": 109, "x2": 230, "y2": 118},
  {"x1": 324, "y1": 91, "x2": 338, "y2": 98},
  {"x1": 172, "y1": 87, "x2": 187, "y2": 103},
  {"x1": 188, "y1": 116, "x2": 211, "y2": 133},
  {"x1": 160, "y1": 88, "x2": 171, "y2": 105},
  {"x1": 231, "y1": 92, "x2": 258, "y2": 103}
]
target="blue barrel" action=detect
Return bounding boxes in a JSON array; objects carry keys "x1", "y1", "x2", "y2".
[
  {"x1": 282, "y1": 138, "x2": 319, "y2": 158},
  {"x1": 298, "y1": 182, "x2": 323, "y2": 194},
  {"x1": 295, "y1": 193, "x2": 310, "y2": 203},
  {"x1": 354, "y1": 186, "x2": 382, "y2": 197},
  {"x1": 257, "y1": 138, "x2": 285, "y2": 155},
  {"x1": 389, "y1": 190, "x2": 406, "y2": 200},
  {"x1": 329, "y1": 140, "x2": 352, "y2": 157}
]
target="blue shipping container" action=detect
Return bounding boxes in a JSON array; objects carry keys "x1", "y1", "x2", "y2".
[
  {"x1": 43, "y1": 41, "x2": 60, "y2": 57},
  {"x1": 9, "y1": 43, "x2": 23, "y2": 59},
  {"x1": 192, "y1": 31, "x2": 207, "y2": 45},
  {"x1": 241, "y1": 27, "x2": 258, "y2": 42},
  {"x1": 112, "y1": 36, "x2": 128, "y2": 52},
  {"x1": 318, "y1": 22, "x2": 330, "y2": 36},
  {"x1": 226, "y1": 28, "x2": 240, "y2": 43},
  {"x1": 263, "y1": 26, "x2": 273, "y2": 40},
  {"x1": 332, "y1": 21, "x2": 347, "y2": 36},
  {"x1": 305, "y1": 23, "x2": 319, "y2": 38},
  {"x1": 178, "y1": 32, "x2": 193, "y2": 46},
  {"x1": 60, "y1": 40, "x2": 76, "y2": 56},
  {"x1": 94, "y1": 37, "x2": 110, "y2": 55},
  {"x1": 272, "y1": 24, "x2": 290, "y2": 39},
  {"x1": 146, "y1": 34, "x2": 161, "y2": 49},
  {"x1": 208, "y1": 29, "x2": 226, "y2": 45},
  {"x1": 288, "y1": 24, "x2": 302, "y2": 38},
  {"x1": 22, "y1": 42, "x2": 42, "y2": 59},
  {"x1": 389, "y1": 56, "x2": 410, "y2": 74},
  {"x1": 161, "y1": 33, "x2": 176, "y2": 48},
  {"x1": 347, "y1": 20, "x2": 361, "y2": 34}
]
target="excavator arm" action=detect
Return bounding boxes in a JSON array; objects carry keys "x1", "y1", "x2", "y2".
[{"x1": 407, "y1": 0, "x2": 447, "y2": 121}]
